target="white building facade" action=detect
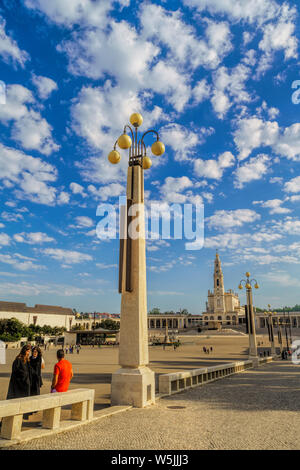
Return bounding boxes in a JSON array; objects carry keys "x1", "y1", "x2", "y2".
[
  {"x1": 0, "y1": 301, "x2": 74, "y2": 329},
  {"x1": 202, "y1": 253, "x2": 245, "y2": 325}
]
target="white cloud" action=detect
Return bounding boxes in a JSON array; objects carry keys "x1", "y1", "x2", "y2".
[
  {"x1": 194, "y1": 151, "x2": 235, "y2": 179},
  {"x1": 43, "y1": 248, "x2": 93, "y2": 264},
  {"x1": 88, "y1": 183, "x2": 124, "y2": 201},
  {"x1": 58, "y1": 20, "x2": 158, "y2": 84},
  {"x1": 140, "y1": 4, "x2": 232, "y2": 71},
  {"x1": 72, "y1": 84, "x2": 162, "y2": 183},
  {"x1": 23, "y1": 0, "x2": 125, "y2": 28},
  {"x1": 183, "y1": 0, "x2": 279, "y2": 25},
  {"x1": 0, "y1": 253, "x2": 44, "y2": 271},
  {"x1": 57, "y1": 191, "x2": 70, "y2": 205},
  {"x1": 233, "y1": 118, "x2": 279, "y2": 160},
  {"x1": 0, "y1": 85, "x2": 59, "y2": 155},
  {"x1": 0, "y1": 16, "x2": 29, "y2": 68},
  {"x1": 234, "y1": 118, "x2": 300, "y2": 162},
  {"x1": 70, "y1": 182, "x2": 87, "y2": 197},
  {"x1": 13, "y1": 232, "x2": 55, "y2": 244},
  {"x1": 160, "y1": 123, "x2": 212, "y2": 162},
  {"x1": 253, "y1": 199, "x2": 291, "y2": 214},
  {"x1": 160, "y1": 176, "x2": 194, "y2": 204},
  {"x1": 0, "y1": 144, "x2": 59, "y2": 205},
  {"x1": 234, "y1": 154, "x2": 271, "y2": 188},
  {"x1": 0, "y1": 233, "x2": 11, "y2": 246},
  {"x1": 11, "y1": 109, "x2": 59, "y2": 155},
  {"x1": 207, "y1": 209, "x2": 260, "y2": 230},
  {"x1": 31, "y1": 74, "x2": 58, "y2": 100},
  {"x1": 205, "y1": 232, "x2": 249, "y2": 249},
  {"x1": 74, "y1": 216, "x2": 94, "y2": 228},
  {"x1": 0, "y1": 280, "x2": 98, "y2": 297},
  {"x1": 211, "y1": 64, "x2": 252, "y2": 118}
]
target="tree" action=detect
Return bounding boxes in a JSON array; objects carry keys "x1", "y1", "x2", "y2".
[
  {"x1": 0, "y1": 318, "x2": 26, "y2": 341},
  {"x1": 148, "y1": 308, "x2": 161, "y2": 315},
  {"x1": 179, "y1": 308, "x2": 189, "y2": 315},
  {"x1": 99, "y1": 319, "x2": 120, "y2": 330}
]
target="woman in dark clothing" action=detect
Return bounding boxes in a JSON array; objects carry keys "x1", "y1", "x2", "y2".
[
  {"x1": 29, "y1": 346, "x2": 44, "y2": 395},
  {"x1": 6, "y1": 344, "x2": 32, "y2": 399}
]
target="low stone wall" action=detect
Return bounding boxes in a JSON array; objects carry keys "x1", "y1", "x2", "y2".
[
  {"x1": 158, "y1": 357, "x2": 273, "y2": 396},
  {"x1": 0, "y1": 388, "x2": 94, "y2": 444}
]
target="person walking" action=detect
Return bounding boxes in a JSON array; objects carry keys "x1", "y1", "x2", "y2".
[
  {"x1": 51, "y1": 349, "x2": 73, "y2": 393},
  {"x1": 7, "y1": 344, "x2": 32, "y2": 400},
  {"x1": 29, "y1": 346, "x2": 45, "y2": 396}
]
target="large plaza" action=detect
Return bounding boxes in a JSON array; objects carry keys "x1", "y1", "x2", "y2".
[{"x1": 0, "y1": 333, "x2": 274, "y2": 407}]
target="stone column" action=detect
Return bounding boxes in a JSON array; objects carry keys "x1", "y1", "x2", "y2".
[{"x1": 111, "y1": 165, "x2": 155, "y2": 408}]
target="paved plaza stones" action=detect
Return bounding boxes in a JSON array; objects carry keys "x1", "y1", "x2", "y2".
[{"x1": 4, "y1": 360, "x2": 300, "y2": 450}]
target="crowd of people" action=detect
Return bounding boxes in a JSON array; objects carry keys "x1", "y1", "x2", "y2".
[
  {"x1": 203, "y1": 346, "x2": 213, "y2": 354},
  {"x1": 65, "y1": 344, "x2": 81, "y2": 355},
  {"x1": 5, "y1": 344, "x2": 73, "y2": 420}
]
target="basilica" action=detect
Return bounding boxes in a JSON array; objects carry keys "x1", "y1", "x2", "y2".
[{"x1": 202, "y1": 252, "x2": 245, "y2": 325}]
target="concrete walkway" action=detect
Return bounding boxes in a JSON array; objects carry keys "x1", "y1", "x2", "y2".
[{"x1": 5, "y1": 360, "x2": 300, "y2": 450}]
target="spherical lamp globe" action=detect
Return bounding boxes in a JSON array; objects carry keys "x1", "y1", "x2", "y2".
[
  {"x1": 118, "y1": 134, "x2": 132, "y2": 149},
  {"x1": 108, "y1": 150, "x2": 121, "y2": 164},
  {"x1": 151, "y1": 140, "x2": 165, "y2": 156},
  {"x1": 142, "y1": 156, "x2": 152, "y2": 170},
  {"x1": 130, "y1": 113, "x2": 143, "y2": 128}
]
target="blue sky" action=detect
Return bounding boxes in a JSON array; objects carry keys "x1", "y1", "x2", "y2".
[{"x1": 0, "y1": 0, "x2": 300, "y2": 314}]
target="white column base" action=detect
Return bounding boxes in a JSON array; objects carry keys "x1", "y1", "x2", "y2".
[
  {"x1": 111, "y1": 366, "x2": 155, "y2": 408},
  {"x1": 249, "y1": 356, "x2": 259, "y2": 367}
]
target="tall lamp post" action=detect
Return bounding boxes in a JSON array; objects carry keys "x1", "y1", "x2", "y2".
[
  {"x1": 283, "y1": 306, "x2": 289, "y2": 352},
  {"x1": 278, "y1": 317, "x2": 283, "y2": 355},
  {"x1": 264, "y1": 305, "x2": 276, "y2": 356},
  {"x1": 109, "y1": 113, "x2": 165, "y2": 408},
  {"x1": 238, "y1": 272, "x2": 259, "y2": 360}
]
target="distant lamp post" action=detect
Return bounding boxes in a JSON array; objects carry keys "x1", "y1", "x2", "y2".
[
  {"x1": 282, "y1": 306, "x2": 290, "y2": 352},
  {"x1": 277, "y1": 316, "x2": 283, "y2": 354},
  {"x1": 109, "y1": 113, "x2": 165, "y2": 408},
  {"x1": 263, "y1": 305, "x2": 276, "y2": 356},
  {"x1": 238, "y1": 272, "x2": 259, "y2": 359}
]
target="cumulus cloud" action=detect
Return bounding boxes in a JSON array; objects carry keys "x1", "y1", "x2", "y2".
[
  {"x1": 194, "y1": 151, "x2": 235, "y2": 179},
  {"x1": 234, "y1": 154, "x2": 271, "y2": 188},
  {"x1": 0, "y1": 85, "x2": 59, "y2": 155},
  {"x1": 283, "y1": 176, "x2": 300, "y2": 194},
  {"x1": 31, "y1": 74, "x2": 58, "y2": 100},
  {"x1": 23, "y1": 0, "x2": 127, "y2": 28},
  {"x1": 0, "y1": 144, "x2": 68, "y2": 206},
  {"x1": 70, "y1": 182, "x2": 87, "y2": 197},
  {"x1": 253, "y1": 199, "x2": 291, "y2": 214},
  {"x1": 42, "y1": 248, "x2": 93, "y2": 265},
  {"x1": 234, "y1": 117, "x2": 300, "y2": 162},
  {"x1": 0, "y1": 16, "x2": 29, "y2": 68},
  {"x1": 160, "y1": 123, "x2": 213, "y2": 162},
  {"x1": 0, "y1": 253, "x2": 44, "y2": 271},
  {"x1": 13, "y1": 232, "x2": 55, "y2": 244},
  {"x1": 207, "y1": 209, "x2": 260, "y2": 230}
]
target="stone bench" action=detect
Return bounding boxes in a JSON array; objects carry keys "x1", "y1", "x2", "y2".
[
  {"x1": 0, "y1": 388, "x2": 94, "y2": 441},
  {"x1": 158, "y1": 360, "x2": 254, "y2": 396}
]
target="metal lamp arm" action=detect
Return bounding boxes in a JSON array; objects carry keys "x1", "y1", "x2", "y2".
[{"x1": 140, "y1": 129, "x2": 159, "y2": 146}]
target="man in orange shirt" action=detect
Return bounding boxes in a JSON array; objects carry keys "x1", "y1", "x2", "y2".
[{"x1": 51, "y1": 349, "x2": 73, "y2": 392}]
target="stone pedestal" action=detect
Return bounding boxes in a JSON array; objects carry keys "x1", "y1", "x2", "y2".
[
  {"x1": 111, "y1": 366, "x2": 155, "y2": 408},
  {"x1": 111, "y1": 164, "x2": 155, "y2": 408}
]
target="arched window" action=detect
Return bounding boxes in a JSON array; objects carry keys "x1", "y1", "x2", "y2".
[{"x1": 217, "y1": 279, "x2": 219, "y2": 286}]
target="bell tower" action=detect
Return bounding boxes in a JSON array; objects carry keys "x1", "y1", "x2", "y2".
[{"x1": 214, "y1": 251, "x2": 225, "y2": 313}]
